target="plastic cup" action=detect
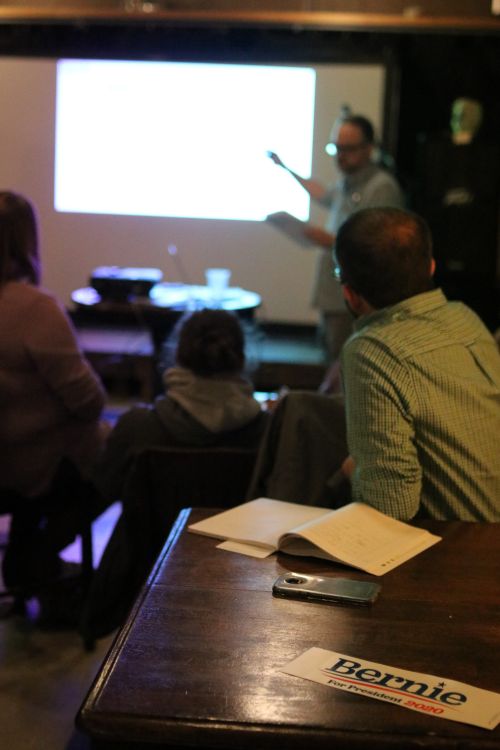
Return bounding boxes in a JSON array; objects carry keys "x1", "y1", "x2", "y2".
[{"x1": 205, "y1": 268, "x2": 231, "y2": 304}]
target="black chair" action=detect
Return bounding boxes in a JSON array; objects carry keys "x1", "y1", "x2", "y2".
[
  {"x1": 129, "y1": 444, "x2": 259, "y2": 528},
  {"x1": 246, "y1": 391, "x2": 350, "y2": 507},
  {"x1": 79, "y1": 445, "x2": 258, "y2": 642},
  {"x1": 0, "y1": 460, "x2": 99, "y2": 650}
]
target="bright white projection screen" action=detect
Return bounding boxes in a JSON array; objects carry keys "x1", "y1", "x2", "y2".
[
  {"x1": 55, "y1": 59, "x2": 316, "y2": 221},
  {"x1": 0, "y1": 56, "x2": 388, "y2": 323}
]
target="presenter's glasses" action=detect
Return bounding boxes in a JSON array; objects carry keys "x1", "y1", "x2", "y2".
[{"x1": 325, "y1": 141, "x2": 367, "y2": 156}]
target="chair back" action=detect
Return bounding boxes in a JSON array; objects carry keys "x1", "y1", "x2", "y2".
[
  {"x1": 127, "y1": 445, "x2": 257, "y2": 538},
  {"x1": 80, "y1": 445, "x2": 258, "y2": 640},
  {"x1": 247, "y1": 391, "x2": 349, "y2": 507}
]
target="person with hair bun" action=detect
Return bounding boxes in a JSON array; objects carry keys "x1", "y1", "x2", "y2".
[{"x1": 96, "y1": 308, "x2": 267, "y2": 501}]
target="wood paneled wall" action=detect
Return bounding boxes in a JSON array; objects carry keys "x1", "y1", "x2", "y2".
[{"x1": 0, "y1": 0, "x2": 499, "y2": 33}]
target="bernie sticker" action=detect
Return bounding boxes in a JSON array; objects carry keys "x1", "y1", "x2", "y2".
[{"x1": 280, "y1": 648, "x2": 500, "y2": 730}]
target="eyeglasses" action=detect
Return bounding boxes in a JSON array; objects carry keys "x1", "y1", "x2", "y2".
[
  {"x1": 332, "y1": 264, "x2": 345, "y2": 284},
  {"x1": 325, "y1": 141, "x2": 367, "y2": 156}
]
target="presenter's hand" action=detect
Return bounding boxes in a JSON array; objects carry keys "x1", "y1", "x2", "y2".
[
  {"x1": 304, "y1": 224, "x2": 335, "y2": 249},
  {"x1": 267, "y1": 150, "x2": 285, "y2": 168}
]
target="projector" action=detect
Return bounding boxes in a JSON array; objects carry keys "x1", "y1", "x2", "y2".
[{"x1": 90, "y1": 266, "x2": 163, "y2": 302}]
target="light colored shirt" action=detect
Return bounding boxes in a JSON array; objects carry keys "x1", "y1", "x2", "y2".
[
  {"x1": 341, "y1": 288, "x2": 500, "y2": 521},
  {"x1": 314, "y1": 163, "x2": 404, "y2": 312}
]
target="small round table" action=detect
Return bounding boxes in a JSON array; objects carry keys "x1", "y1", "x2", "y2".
[{"x1": 71, "y1": 283, "x2": 261, "y2": 318}]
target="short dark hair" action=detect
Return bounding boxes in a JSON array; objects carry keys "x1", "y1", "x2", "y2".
[
  {"x1": 335, "y1": 207, "x2": 434, "y2": 309},
  {"x1": 342, "y1": 115, "x2": 375, "y2": 144},
  {"x1": 175, "y1": 308, "x2": 245, "y2": 376},
  {"x1": 0, "y1": 191, "x2": 40, "y2": 286}
]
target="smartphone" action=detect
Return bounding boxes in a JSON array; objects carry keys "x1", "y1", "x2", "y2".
[{"x1": 272, "y1": 572, "x2": 381, "y2": 606}]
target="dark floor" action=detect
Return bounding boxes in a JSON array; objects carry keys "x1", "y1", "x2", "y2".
[{"x1": 0, "y1": 502, "x2": 121, "y2": 750}]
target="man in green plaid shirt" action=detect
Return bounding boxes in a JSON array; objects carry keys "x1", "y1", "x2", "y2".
[{"x1": 335, "y1": 207, "x2": 500, "y2": 521}]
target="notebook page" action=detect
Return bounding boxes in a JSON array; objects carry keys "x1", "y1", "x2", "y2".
[
  {"x1": 281, "y1": 502, "x2": 441, "y2": 575},
  {"x1": 188, "y1": 497, "x2": 328, "y2": 549}
]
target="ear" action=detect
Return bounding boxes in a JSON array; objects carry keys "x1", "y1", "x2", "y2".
[
  {"x1": 430, "y1": 258, "x2": 436, "y2": 276},
  {"x1": 341, "y1": 283, "x2": 356, "y2": 307},
  {"x1": 342, "y1": 283, "x2": 373, "y2": 317}
]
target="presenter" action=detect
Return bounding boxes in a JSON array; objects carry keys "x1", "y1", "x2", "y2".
[{"x1": 268, "y1": 114, "x2": 404, "y2": 361}]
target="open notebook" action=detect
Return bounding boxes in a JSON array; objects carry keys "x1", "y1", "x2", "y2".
[{"x1": 188, "y1": 498, "x2": 441, "y2": 576}]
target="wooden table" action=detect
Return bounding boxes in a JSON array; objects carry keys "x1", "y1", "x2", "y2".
[{"x1": 77, "y1": 509, "x2": 500, "y2": 749}]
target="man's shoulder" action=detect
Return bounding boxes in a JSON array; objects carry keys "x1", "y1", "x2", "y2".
[
  {"x1": 341, "y1": 320, "x2": 402, "y2": 376},
  {"x1": 360, "y1": 165, "x2": 404, "y2": 207},
  {"x1": 367, "y1": 166, "x2": 403, "y2": 191},
  {"x1": 344, "y1": 320, "x2": 400, "y2": 359},
  {"x1": 369, "y1": 166, "x2": 399, "y2": 187},
  {"x1": 345, "y1": 298, "x2": 493, "y2": 362},
  {"x1": 2, "y1": 281, "x2": 61, "y2": 314}
]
